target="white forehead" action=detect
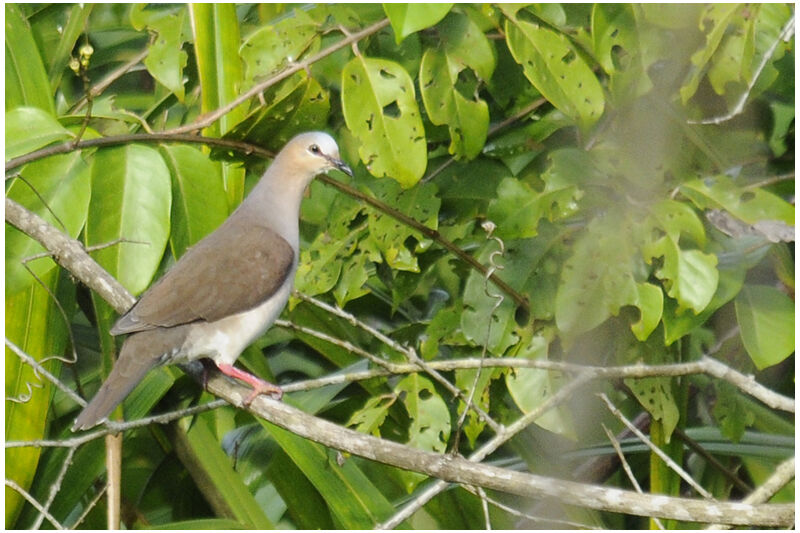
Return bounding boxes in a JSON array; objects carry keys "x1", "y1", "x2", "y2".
[{"x1": 293, "y1": 131, "x2": 338, "y2": 154}]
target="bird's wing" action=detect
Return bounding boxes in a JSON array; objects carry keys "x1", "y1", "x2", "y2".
[{"x1": 111, "y1": 223, "x2": 295, "y2": 334}]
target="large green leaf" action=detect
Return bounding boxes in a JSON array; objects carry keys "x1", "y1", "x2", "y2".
[
  {"x1": 503, "y1": 7, "x2": 604, "y2": 128},
  {"x1": 262, "y1": 421, "x2": 398, "y2": 528},
  {"x1": 5, "y1": 107, "x2": 72, "y2": 160},
  {"x1": 84, "y1": 145, "x2": 171, "y2": 296},
  {"x1": 341, "y1": 56, "x2": 427, "y2": 187},
  {"x1": 5, "y1": 270, "x2": 70, "y2": 527},
  {"x1": 159, "y1": 144, "x2": 228, "y2": 258},
  {"x1": 383, "y1": 4, "x2": 453, "y2": 43},
  {"x1": 5, "y1": 4, "x2": 54, "y2": 113},
  {"x1": 191, "y1": 3, "x2": 247, "y2": 207},
  {"x1": 6, "y1": 151, "x2": 91, "y2": 295},
  {"x1": 486, "y1": 177, "x2": 577, "y2": 240},
  {"x1": 735, "y1": 285, "x2": 794, "y2": 370}
]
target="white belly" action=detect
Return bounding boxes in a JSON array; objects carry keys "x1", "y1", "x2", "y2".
[{"x1": 179, "y1": 277, "x2": 293, "y2": 366}]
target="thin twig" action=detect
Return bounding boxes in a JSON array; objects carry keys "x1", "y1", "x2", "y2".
[
  {"x1": 599, "y1": 393, "x2": 713, "y2": 500},
  {"x1": 5, "y1": 479, "x2": 64, "y2": 529},
  {"x1": 31, "y1": 446, "x2": 77, "y2": 529},
  {"x1": 5, "y1": 339, "x2": 86, "y2": 407},
  {"x1": 688, "y1": 14, "x2": 795, "y2": 125},
  {"x1": 603, "y1": 424, "x2": 665, "y2": 530}
]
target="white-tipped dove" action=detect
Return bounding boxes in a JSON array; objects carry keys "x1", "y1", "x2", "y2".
[{"x1": 73, "y1": 132, "x2": 352, "y2": 430}]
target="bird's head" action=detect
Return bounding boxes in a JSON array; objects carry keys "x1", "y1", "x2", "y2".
[{"x1": 281, "y1": 131, "x2": 353, "y2": 180}]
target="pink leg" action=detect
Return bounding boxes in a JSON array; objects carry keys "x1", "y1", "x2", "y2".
[{"x1": 216, "y1": 363, "x2": 283, "y2": 405}]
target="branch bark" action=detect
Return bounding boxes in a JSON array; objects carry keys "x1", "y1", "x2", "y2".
[{"x1": 4, "y1": 198, "x2": 794, "y2": 527}]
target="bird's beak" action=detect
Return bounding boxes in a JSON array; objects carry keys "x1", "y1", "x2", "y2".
[{"x1": 328, "y1": 156, "x2": 353, "y2": 177}]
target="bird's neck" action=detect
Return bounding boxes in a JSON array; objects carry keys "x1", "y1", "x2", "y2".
[{"x1": 235, "y1": 161, "x2": 315, "y2": 251}]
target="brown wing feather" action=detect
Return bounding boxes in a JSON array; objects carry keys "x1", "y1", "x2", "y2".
[{"x1": 111, "y1": 223, "x2": 294, "y2": 334}]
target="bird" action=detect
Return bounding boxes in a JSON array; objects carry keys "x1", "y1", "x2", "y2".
[{"x1": 73, "y1": 131, "x2": 352, "y2": 430}]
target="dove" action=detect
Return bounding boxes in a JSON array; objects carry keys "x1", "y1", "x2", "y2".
[{"x1": 73, "y1": 132, "x2": 352, "y2": 430}]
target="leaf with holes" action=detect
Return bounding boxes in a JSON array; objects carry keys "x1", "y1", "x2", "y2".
[
  {"x1": 681, "y1": 175, "x2": 794, "y2": 226},
  {"x1": 130, "y1": 4, "x2": 189, "y2": 101},
  {"x1": 342, "y1": 56, "x2": 427, "y2": 187},
  {"x1": 625, "y1": 376, "x2": 679, "y2": 440},
  {"x1": 503, "y1": 7, "x2": 604, "y2": 128},
  {"x1": 420, "y1": 48, "x2": 488, "y2": 159},
  {"x1": 347, "y1": 394, "x2": 396, "y2": 437},
  {"x1": 555, "y1": 212, "x2": 639, "y2": 335},
  {"x1": 394, "y1": 374, "x2": 450, "y2": 491},
  {"x1": 487, "y1": 177, "x2": 577, "y2": 239}
]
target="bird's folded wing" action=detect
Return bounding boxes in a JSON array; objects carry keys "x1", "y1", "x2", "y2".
[{"x1": 111, "y1": 223, "x2": 294, "y2": 334}]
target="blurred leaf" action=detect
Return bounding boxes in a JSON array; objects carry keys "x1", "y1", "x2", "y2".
[
  {"x1": 487, "y1": 177, "x2": 577, "y2": 239},
  {"x1": 631, "y1": 282, "x2": 663, "y2": 341},
  {"x1": 713, "y1": 381, "x2": 756, "y2": 443},
  {"x1": 5, "y1": 4, "x2": 55, "y2": 113},
  {"x1": 342, "y1": 56, "x2": 427, "y2": 187},
  {"x1": 383, "y1": 4, "x2": 453, "y2": 43},
  {"x1": 734, "y1": 284, "x2": 794, "y2": 369},
  {"x1": 681, "y1": 175, "x2": 794, "y2": 225},
  {"x1": 556, "y1": 213, "x2": 638, "y2": 335}
]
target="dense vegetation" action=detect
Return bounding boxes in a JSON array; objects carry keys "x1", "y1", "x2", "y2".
[{"x1": 6, "y1": 3, "x2": 794, "y2": 529}]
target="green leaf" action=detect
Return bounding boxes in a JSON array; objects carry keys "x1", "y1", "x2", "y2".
[
  {"x1": 177, "y1": 416, "x2": 274, "y2": 528},
  {"x1": 419, "y1": 47, "x2": 488, "y2": 160},
  {"x1": 131, "y1": 4, "x2": 190, "y2": 101},
  {"x1": 224, "y1": 73, "x2": 331, "y2": 153},
  {"x1": 383, "y1": 4, "x2": 453, "y2": 43},
  {"x1": 631, "y1": 282, "x2": 663, "y2": 341},
  {"x1": 5, "y1": 4, "x2": 55, "y2": 113},
  {"x1": 734, "y1": 285, "x2": 794, "y2": 370},
  {"x1": 240, "y1": 8, "x2": 320, "y2": 84},
  {"x1": 366, "y1": 179, "x2": 440, "y2": 273},
  {"x1": 84, "y1": 145, "x2": 172, "y2": 295},
  {"x1": 555, "y1": 213, "x2": 639, "y2": 335},
  {"x1": 506, "y1": 335, "x2": 574, "y2": 436},
  {"x1": 346, "y1": 394, "x2": 395, "y2": 436},
  {"x1": 680, "y1": 4, "x2": 741, "y2": 103},
  {"x1": 333, "y1": 252, "x2": 371, "y2": 307},
  {"x1": 191, "y1": 4, "x2": 247, "y2": 207},
  {"x1": 681, "y1": 175, "x2": 794, "y2": 225},
  {"x1": 487, "y1": 177, "x2": 577, "y2": 239},
  {"x1": 6, "y1": 151, "x2": 91, "y2": 295},
  {"x1": 591, "y1": 4, "x2": 637, "y2": 74},
  {"x1": 46, "y1": 4, "x2": 93, "y2": 93},
  {"x1": 159, "y1": 144, "x2": 228, "y2": 258},
  {"x1": 5, "y1": 107, "x2": 72, "y2": 160},
  {"x1": 644, "y1": 237, "x2": 719, "y2": 314},
  {"x1": 5, "y1": 270, "x2": 70, "y2": 527},
  {"x1": 503, "y1": 8, "x2": 604, "y2": 128},
  {"x1": 625, "y1": 376, "x2": 680, "y2": 439},
  {"x1": 713, "y1": 381, "x2": 756, "y2": 443},
  {"x1": 394, "y1": 374, "x2": 451, "y2": 491},
  {"x1": 263, "y1": 421, "x2": 398, "y2": 528},
  {"x1": 341, "y1": 56, "x2": 427, "y2": 187}
]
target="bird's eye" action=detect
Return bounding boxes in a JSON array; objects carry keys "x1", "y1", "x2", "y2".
[{"x1": 309, "y1": 144, "x2": 320, "y2": 154}]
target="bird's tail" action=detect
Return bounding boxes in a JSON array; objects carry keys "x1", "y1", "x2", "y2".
[{"x1": 72, "y1": 332, "x2": 166, "y2": 431}]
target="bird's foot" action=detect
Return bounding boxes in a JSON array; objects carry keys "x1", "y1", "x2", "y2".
[{"x1": 216, "y1": 363, "x2": 283, "y2": 406}]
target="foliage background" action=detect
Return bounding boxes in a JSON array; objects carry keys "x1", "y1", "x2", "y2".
[{"x1": 5, "y1": 3, "x2": 795, "y2": 529}]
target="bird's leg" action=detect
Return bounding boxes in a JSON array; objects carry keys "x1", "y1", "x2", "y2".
[
  {"x1": 216, "y1": 363, "x2": 283, "y2": 405},
  {"x1": 199, "y1": 358, "x2": 217, "y2": 390}
]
